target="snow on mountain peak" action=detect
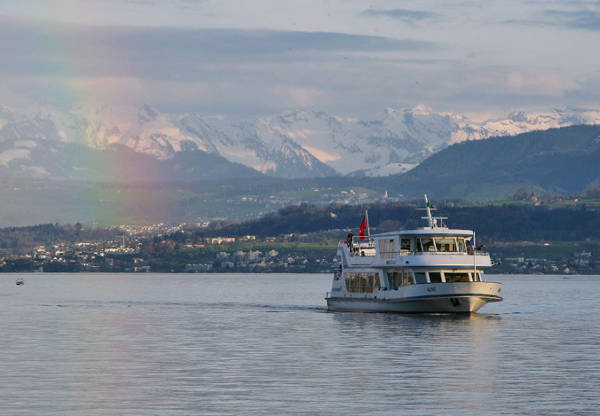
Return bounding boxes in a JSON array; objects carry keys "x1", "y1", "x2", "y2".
[
  {"x1": 1, "y1": 103, "x2": 600, "y2": 179},
  {"x1": 410, "y1": 104, "x2": 434, "y2": 114}
]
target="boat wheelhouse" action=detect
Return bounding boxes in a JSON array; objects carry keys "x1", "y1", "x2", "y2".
[{"x1": 325, "y1": 196, "x2": 502, "y2": 313}]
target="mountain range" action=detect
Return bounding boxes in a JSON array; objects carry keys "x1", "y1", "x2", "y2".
[
  {"x1": 2, "y1": 104, "x2": 600, "y2": 181},
  {"x1": 1, "y1": 123, "x2": 600, "y2": 226}
]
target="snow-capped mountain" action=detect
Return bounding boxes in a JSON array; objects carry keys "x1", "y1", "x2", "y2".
[{"x1": 1, "y1": 103, "x2": 600, "y2": 180}]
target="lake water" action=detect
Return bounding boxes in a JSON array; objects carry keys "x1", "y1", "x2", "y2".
[{"x1": 0, "y1": 273, "x2": 598, "y2": 415}]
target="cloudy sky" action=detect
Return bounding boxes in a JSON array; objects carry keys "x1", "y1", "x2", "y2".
[{"x1": 0, "y1": 0, "x2": 599, "y2": 118}]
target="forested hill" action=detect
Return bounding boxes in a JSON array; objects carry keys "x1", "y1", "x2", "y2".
[
  {"x1": 381, "y1": 124, "x2": 600, "y2": 200},
  {"x1": 192, "y1": 201, "x2": 600, "y2": 243},
  {"x1": 0, "y1": 223, "x2": 121, "y2": 252}
]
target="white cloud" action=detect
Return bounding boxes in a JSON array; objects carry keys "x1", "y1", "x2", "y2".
[
  {"x1": 505, "y1": 71, "x2": 578, "y2": 97},
  {"x1": 0, "y1": 0, "x2": 598, "y2": 117}
]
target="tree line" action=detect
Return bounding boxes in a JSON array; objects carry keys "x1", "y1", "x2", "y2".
[{"x1": 187, "y1": 201, "x2": 600, "y2": 243}]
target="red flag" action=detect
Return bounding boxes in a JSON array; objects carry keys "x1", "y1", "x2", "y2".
[{"x1": 358, "y1": 215, "x2": 367, "y2": 240}]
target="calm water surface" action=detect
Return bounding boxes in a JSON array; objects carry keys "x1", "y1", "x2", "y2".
[{"x1": 1, "y1": 273, "x2": 599, "y2": 415}]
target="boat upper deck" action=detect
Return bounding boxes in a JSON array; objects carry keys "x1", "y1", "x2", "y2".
[
  {"x1": 339, "y1": 195, "x2": 491, "y2": 268},
  {"x1": 339, "y1": 234, "x2": 491, "y2": 268}
]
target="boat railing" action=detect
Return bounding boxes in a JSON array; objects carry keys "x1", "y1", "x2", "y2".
[
  {"x1": 345, "y1": 236, "x2": 377, "y2": 257},
  {"x1": 342, "y1": 239, "x2": 488, "y2": 258},
  {"x1": 349, "y1": 249, "x2": 377, "y2": 257},
  {"x1": 399, "y1": 250, "x2": 489, "y2": 256}
]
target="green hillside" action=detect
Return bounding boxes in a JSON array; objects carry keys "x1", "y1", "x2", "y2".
[{"x1": 380, "y1": 124, "x2": 600, "y2": 200}]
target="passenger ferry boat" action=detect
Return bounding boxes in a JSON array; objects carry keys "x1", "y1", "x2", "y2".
[{"x1": 326, "y1": 196, "x2": 502, "y2": 313}]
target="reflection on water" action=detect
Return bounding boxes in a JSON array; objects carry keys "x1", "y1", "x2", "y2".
[
  {"x1": 0, "y1": 273, "x2": 599, "y2": 415},
  {"x1": 329, "y1": 311, "x2": 504, "y2": 415}
]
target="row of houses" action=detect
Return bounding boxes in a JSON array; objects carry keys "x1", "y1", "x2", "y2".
[{"x1": 495, "y1": 251, "x2": 595, "y2": 274}]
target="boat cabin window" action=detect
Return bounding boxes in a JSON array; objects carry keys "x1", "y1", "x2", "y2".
[
  {"x1": 406, "y1": 236, "x2": 472, "y2": 253},
  {"x1": 387, "y1": 272, "x2": 400, "y2": 290},
  {"x1": 413, "y1": 272, "x2": 428, "y2": 284},
  {"x1": 400, "y1": 238, "x2": 411, "y2": 251},
  {"x1": 444, "y1": 272, "x2": 471, "y2": 282},
  {"x1": 402, "y1": 270, "x2": 414, "y2": 286},
  {"x1": 415, "y1": 239, "x2": 422, "y2": 252},
  {"x1": 345, "y1": 272, "x2": 381, "y2": 293},
  {"x1": 378, "y1": 239, "x2": 396, "y2": 259},
  {"x1": 428, "y1": 272, "x2": 442, "y2": 283},
  {"x1": 420, "y1": 238, "x2": 435, "y2": 252},
  {"x1": 466, "y1": 238, "x2": 475, "y2": 254},
  {"x1": 434, "y1": 237, "x2": 457, "y2": 252},
  {"x1": 386, "y1": 270, "x2": 414, "y2": 290},
  {"x1": 471, "y1": 271, "x2": 482, "y2": 281}
]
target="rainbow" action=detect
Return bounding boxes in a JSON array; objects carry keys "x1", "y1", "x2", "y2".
[{"x1": 1, "y1": 15, "x2": 189, "y2": 226}]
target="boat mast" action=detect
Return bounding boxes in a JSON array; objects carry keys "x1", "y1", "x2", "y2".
[
  {"x1": 424, "y1": 194, "x2": 434, "y2": 228},
  {"x1": 473, "y1": 231, "x2": 477, "y2": 278},
  {"x1": 366, "y1": 209, "x2": 371, "y2": 237}
]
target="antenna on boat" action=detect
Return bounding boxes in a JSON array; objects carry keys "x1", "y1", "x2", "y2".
[
  {"x1": 421, "y1": 194, "x2": 448, "y2": 228},
  {"x1": 423, "y1": 194, "x2": 434, "y2": 227}
]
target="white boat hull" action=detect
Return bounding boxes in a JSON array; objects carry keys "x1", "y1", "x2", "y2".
[{"x1": 326, "y1": 282, "x2": 502, "y2": 313}]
